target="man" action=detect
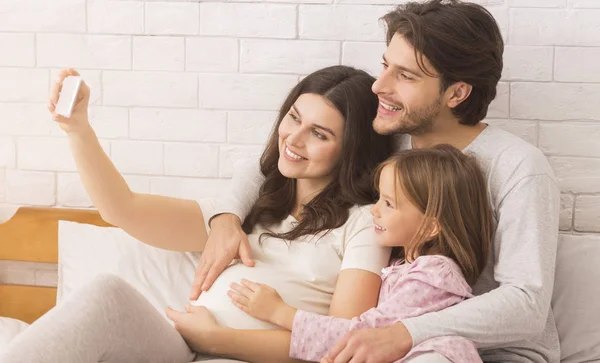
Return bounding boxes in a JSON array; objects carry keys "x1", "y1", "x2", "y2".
[{"x1": 189, "y1": 1, "x2": 560, "y2": 362}]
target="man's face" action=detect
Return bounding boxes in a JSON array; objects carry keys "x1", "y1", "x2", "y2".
[{"x1": 372, "y1": 33, "x2": 445, "y2": 136}]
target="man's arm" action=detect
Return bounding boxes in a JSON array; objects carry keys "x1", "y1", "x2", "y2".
[
  {"x1": 189, "y1": 157, "x2": 265, "y2": 299},
  {"x1": 208, "y1": 156, "x2": 265, "y2": 226},
  {"x1": 401, "y1": 174, "x2": 560, "y2": 347}
]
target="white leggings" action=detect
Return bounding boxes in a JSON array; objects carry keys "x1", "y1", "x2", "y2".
[
  {"x1": 407, "y1": 353, "x2": 452, "y2": 363},
  {"x1": 0, "y1": 274, "x2": 241, "y2": 363},
  {"x1": 0, "y1": 274, "x2": 452, "y2": 363}
]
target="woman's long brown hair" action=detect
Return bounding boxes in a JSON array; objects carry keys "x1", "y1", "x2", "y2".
[
  {"x1": 242, "y1": 66, "x2": 395, "y2": 242},
  {"x1": 375, "y1": 145, "x2": 494, "y2": 285}
]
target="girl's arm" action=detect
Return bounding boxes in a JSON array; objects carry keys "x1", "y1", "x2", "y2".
[
  {"x1": 210, "y1": 271, "x2": 381, "y2": 362},
  {"x1": 204, "y1": 209, "x2": 389, "y2": 361},
  {"x1": 228, "y1": 270, "x2": 383, "y2": 330}
]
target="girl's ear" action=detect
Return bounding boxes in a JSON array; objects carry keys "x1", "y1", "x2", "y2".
[{"x1": 426, "y1": 218, "x2": 441, "y2": 240}]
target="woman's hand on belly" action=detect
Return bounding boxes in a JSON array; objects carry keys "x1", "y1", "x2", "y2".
[
  {"x1": 165, "y1": 304, "x2": 224, "y2": 354},
  {"x1": 166, "y1": 303, "x2": 299, "y2": 363}
]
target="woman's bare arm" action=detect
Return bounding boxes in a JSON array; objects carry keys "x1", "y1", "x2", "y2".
[
  {"x1": 328, "y1": 269, "x2": 381, "y2": 318},
  {"x1": 50, "y1": 69, "x2": 209, "y2": 252},
  {"x1": 66, "y1": 125, "x2": 208, "y2": 252}
]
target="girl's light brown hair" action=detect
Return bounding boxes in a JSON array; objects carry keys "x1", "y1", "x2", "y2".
[{"x1": 375, "y1": 144, "x2": 493, "y2": 285}]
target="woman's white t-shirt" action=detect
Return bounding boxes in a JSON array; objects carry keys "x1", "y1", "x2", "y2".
[{"x1": 192, "y1": 203, "x2": 391, "y2": 330}]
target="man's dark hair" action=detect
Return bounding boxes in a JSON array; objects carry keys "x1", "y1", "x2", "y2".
[{"x1": 382, "y1": 0, "x2": 504, "y2": 125}]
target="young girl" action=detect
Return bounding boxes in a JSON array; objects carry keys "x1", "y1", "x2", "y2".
[{"x1": 227, "y1": 144, "x2": 494, "y2": 363}]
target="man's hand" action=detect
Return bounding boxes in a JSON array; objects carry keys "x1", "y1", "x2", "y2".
[
  {"x1": 189, "y1": 214, "x2": 255, "y2": 300},
  {"x1": 326, "y1": 323, "x2": 412, "y2": 363}
]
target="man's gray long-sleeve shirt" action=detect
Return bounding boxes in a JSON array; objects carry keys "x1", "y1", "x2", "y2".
[{"x1": 210, "y1": 125, "x2": 561, "y2": 363}]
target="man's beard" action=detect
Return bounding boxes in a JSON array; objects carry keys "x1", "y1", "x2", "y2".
[{"x1": 375, "y1": 97, "x2": 442, "y2": 136}]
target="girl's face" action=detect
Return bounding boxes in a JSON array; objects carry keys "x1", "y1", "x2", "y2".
[
  {"x1": 277, "y1": 93, "x2": 345, "y2": 189},
  {"x1": 371, "y1": 164, "x2": 426, "y2": 249}
]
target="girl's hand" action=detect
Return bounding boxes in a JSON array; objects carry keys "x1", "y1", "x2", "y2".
[
  {"x1": 48, "y1": 68, "x2": 91, "y2": 134},
  {"x1": 228, "y1": 279, "x2": 296, "y2": 328}
]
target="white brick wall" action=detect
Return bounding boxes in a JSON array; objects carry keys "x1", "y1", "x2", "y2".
[
  {"x1": 0, "y1": 34, "x2": 35, "y2": 67},
  {"x1": 17, "y1": 137, "x2": 77, "y2": 172},
  {"x1": 37, "y1": 34, "x2": 132, "y2": 70},
  {"x1": 0, "y1": 68, "x2": 48, "y2": 103},
  {"x1": 502, "y1": 46, "x2": 553, "y2": 81},
  {"x1": 164, "y1": 143, "x2": 220, "y2": 177},
  {"x1": 134, "y1": 36, "x2": 185, "y2": 72},
  {"x1": 0, "y1": 0, "x2": 86, "y2": 33},
  {"x1": 129, "y1": 108, "x2": 227, "y2": 142},
  {"x1": 0, "y1": 136, "x2": 16, "y2": 168},
  {"x1": 146, "y1": 2, "x2": 200, "y2": 36},
  {"x1": 5, "y1": 169, "x2": 55, "y2": 206},
  {"x1": 88, "y1": 1, "x2": 145, "y2": 35},
  {"x1": 227, "y1": 111, "x2": 278, "y2": 144},
  {"x1": 198, "y1": 74, "x2": 297, "y2": 110},
  {"x1": 0, "y1": 0, "x2": 599, "y2": 285},
  {"x1": 299, "y1": 5, "x2": 392, "y2": 41},
  {"x1": 103, "y1": 71, "x2": 198, "y2": 107},
  {"x1": 240, "y1": 40, "x2": 341, "y2": 74},
  {"x1": 111, "y1": 140, "x2": 163, "y2": 175},
  {"x1": 201, "y1": 4, "x2": 296, "y2": 38},
  {"x1": 186, "y1": 37, "x2": 239, "y2": 72}
]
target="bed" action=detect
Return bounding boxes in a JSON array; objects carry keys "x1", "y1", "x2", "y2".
[
  {"x1": 2, "y1": 205, "x2": 600, "y2": 363},
  {"x1": 0, "y1": 205, "x2": 244, "y2": 362},
  {"x1": 0, "y1": 206, "x2": 110, "y2": 324}
]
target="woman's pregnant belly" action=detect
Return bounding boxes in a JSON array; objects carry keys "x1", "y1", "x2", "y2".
[{"x1": 191, "y1": 260, "x2": 333, "y2": 330}]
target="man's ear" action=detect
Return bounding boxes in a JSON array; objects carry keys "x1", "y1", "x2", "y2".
[{"x1": 445, "y1": 81, "x2": 472, "y2": 109}]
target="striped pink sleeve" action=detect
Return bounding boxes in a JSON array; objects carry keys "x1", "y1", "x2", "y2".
[
  {"x1": 289, "y1": 310, "x2": 352, "y2": 361},
  {"x1": 289, "y1": 303, "x2": 401, "y2": 360}
]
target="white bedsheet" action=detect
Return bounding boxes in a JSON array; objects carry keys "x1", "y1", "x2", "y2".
[{"x1": 0, "y1": 317, "x2": 28, "y2": 353}]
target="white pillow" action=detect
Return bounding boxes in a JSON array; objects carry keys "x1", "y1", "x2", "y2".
[
  {"x1": 57, "y1": 199, "x2": 216, "y2": 319},
  {"x1": 57, "y1": 221, "x2": 199, "y2": 317},
  {"x1": 0, "y1": 317, "x2": 29, "y2": 353},
  {"x1": 552, "y1": 234, "x2": 600, "y2": 363}
]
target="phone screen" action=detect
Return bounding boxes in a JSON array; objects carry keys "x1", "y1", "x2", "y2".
[{"x1": 55, "y1": 76, "x2": 82, "y2": 118}]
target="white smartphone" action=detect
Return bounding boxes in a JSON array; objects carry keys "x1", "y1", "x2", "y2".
[{"x1": 55, "y1": 76, "x2": 83, "y2": 118}]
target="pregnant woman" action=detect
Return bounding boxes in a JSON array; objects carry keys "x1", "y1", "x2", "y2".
[{"x1": 0, "y1": 65, "x2": 394, "y2": 363}]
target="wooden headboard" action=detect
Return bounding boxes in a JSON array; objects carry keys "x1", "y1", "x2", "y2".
[{"x1": 0, "y1": 206, "x2": 111, "y2": 323}]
